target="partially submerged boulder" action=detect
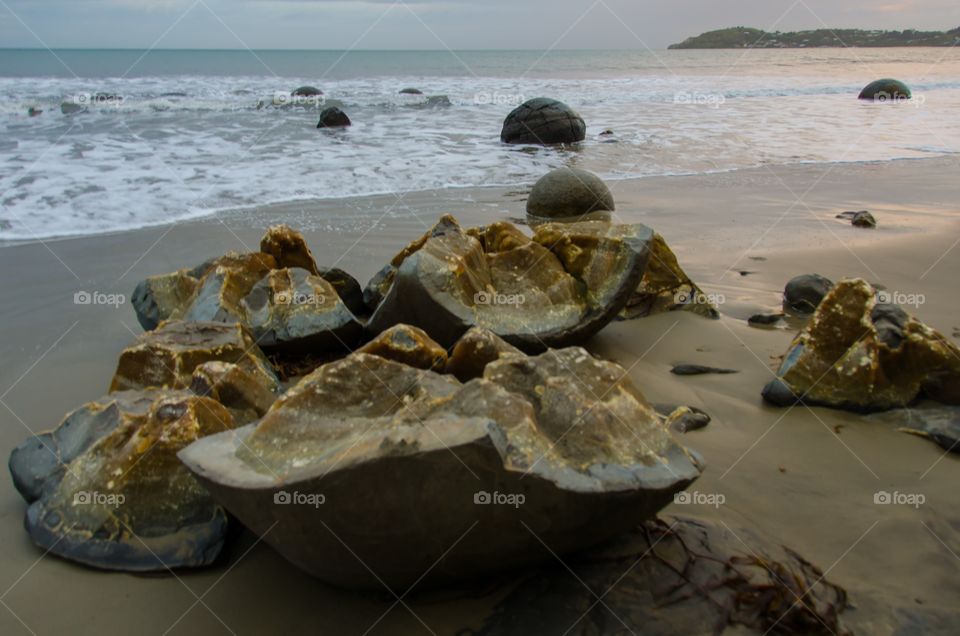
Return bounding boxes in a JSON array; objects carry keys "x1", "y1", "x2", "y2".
[
  {"x1": 292, "y1": 86, "x2": 323, "y2": 97},
  {"x1": 10, "y1": 391, "x2": 238, "y2": 571},
  {"x1": 365, "y1": 215, "x2": 653, "y2": 350},
  {"x1": 762, "y1": 279, "x2": 960, "y2": 412},
  {"x1": 240, "y1": 268, "x2": 363, "y2": 350},
  {"x1": 180, "y1": 347, "x2": 702, "y2": 590},
  {"x1": 110, "y1": 320, "x2": 278, "y2": 393},
  {"x1": 317, "y1": 107, "x2": 351, "y2": 128},
  {"x1": 357, "y1": 324, "x2": 447, "y2": 371},
  {"x1": 619, "y1": 232, "x2": 719, "y2": 320},
  {"x1": 526, "y1": 168, "x2": 614, "y2": 219},
  {"x1": 500, "y1": 98, "x2": 586, "y2": 145},
  {"x1": 858, "y1": 78, "x2": 911, "y2": 101}
]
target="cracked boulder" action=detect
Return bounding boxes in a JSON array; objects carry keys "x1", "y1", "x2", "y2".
[
  {"x1": 762, "y1": 279, "x2": 960, "y2": 412},
  {"x1": 619, "y1": 232, "x2": 719, "y2": 320},
  {"x1": 356, "y1": 323, "x2": 447, "y2": 371},
  {"x1": 110, "y1": 320, "x2": 278, "y2": 394},
  {"x1": 365, "y1": 215, "x2": 652, "y2": 350},
  {"x1": 500, "y1": 98, "x2": 586, "y2": 145},
  {"x1": 179, "y1": 347, "x2": 702, "y2": 590},
  {"x1": 446, "y1": 327, "x2": 523, "y2": 381},
  {"x1": 240, "y1": 267, "x2": 363, "y2": 351},
  {"x1": 9, "y1": 390, "x2": 238, "y2": 571}
]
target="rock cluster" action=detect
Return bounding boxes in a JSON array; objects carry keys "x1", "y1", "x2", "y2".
[
  {"x1": 10, "y1": 215, "x2": 717, "y2": 582},
  {"x1": 763, "y1": 278, "x2": 960, "y2": 412}
]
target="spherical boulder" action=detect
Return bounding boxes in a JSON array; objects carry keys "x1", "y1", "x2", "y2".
[
  {"x1": 526, "y1": 168, "x2": 614, "y2": 218},
  {"x1": 317, "y1": 107, "x2": 351, "y2": 128},
  {"x1": 500, "y1": 97, "x2": 586, "y2": 145},
  {"x1": 858, "y1": 79, "x2": 911, "y2": 101},
  {"x1": 783, "y1": 274, "x2": 834, "y2": 314},
  {"x1": 292, "y1": 86, "x2": 323, "y2": 97}
]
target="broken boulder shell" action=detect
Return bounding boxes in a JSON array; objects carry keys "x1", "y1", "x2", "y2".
[
  {"x1": 365, "y1": 215, "x2": 653, "y2": 350},
  {"x1": 762, "y1": 279, "x2": 960, "y2": 412},
  {"x1": 240, "y1": 268, "x2": 363, "y2": 350},
  {"x1": 110, "y1": 320, "x2": 278, "y2": 394},
  {"x1": 619, "y1": 232, "x2": 719, "y2": 320},
  {"x1": 10, "y1": 390, "x2": 238, "y2": 571},
  {"x1": 180, "y1": 347, "x2": 702, "y2": 591},
  {"x1": 190, "y1": 361, "x2": 277, "y2": 425}
]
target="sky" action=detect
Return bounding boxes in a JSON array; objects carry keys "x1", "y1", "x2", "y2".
[{"x1": 0, "y1": 0, "x2": 958, "y2": 50}]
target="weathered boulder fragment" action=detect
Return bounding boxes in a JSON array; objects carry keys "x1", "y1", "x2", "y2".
[
  {"x1": 10, "y1": 391, "x2": 238, "y2": 571},
  {"x1": 180, "y1": 347, "x2": 702, "y2": 590},
  {"x1": 357, "y1": 324, "x2": 447, "y2": 371},
  {"x1": 762, "y1": 279, "x2": 960, "y2": 412},
  {"x1": 446, "y1": 327, "x2": 522, "y2": 381},
  {"x1": 110, "y1": 320, "x2": 278, "y2": 393},
  {"x1": 365, "y1": 215, "x2": 653, "y2": 350}
]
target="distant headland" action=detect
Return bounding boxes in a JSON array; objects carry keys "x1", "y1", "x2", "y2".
[{"x1": 669, "y1": 26, "x2": 960, "y2": 49}]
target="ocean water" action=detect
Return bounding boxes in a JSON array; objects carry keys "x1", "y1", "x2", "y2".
[{"x1": 1, "y1": 47, "x2": 959, "y2": 241}]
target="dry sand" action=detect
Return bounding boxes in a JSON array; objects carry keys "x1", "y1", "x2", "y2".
[{"x1": 1, "y1": 156, "x2": 959, "y2": 634}]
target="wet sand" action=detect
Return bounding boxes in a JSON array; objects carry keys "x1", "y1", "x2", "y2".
[{"x1": 1, "y1": 156, "x2": 959, "y2": 634}]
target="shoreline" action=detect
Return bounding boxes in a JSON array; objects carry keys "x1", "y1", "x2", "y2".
[
  {"x1": 1, "y1": 155, "x2": 959, "y2": 634},
  {"x1": 2, "y1": 154, "x2": 957, "y2": 248}
]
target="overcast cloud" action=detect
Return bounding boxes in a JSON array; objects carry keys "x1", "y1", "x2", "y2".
[{"x1": 1, "y1": 0, "x2": 958, "y2": 50}]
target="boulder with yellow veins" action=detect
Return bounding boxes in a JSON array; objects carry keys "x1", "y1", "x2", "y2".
[
  {"x1": 365, "y1": 215, "x2": 652, "y2": 350},
  {"x1": 190, "y1": 361, "x2": 278, "y2": 425},
  {"x1": 762, "y1": 278, "x2": 960, "y2": 412},
  {"x1": 180, "y1": 252, "x2": 277, "y2": 324},
  {"x1": 357, "y1": 323, "x2": 447, "y2": 371},
  {"x1": 446, "y1": 326, "x2": 523, "y2": 381},
  {"x1": 259, "y1": 224, "x2": 320, "y2": 275},
  {"x1": 110, "y1": 320, "x2": 278, "y2": 393},
  {"x1": 10, "y1": 391, "x2": 239, "y2": 571},
  {"x1": 179, "y1": 347, "x2": 702, "y2": 590},
  {"x1": 619, "y1": 232, "x2": 719, "y2": 320},
  {"x1": 240, "y1": 267, "x2": 363, "y2": 350}
]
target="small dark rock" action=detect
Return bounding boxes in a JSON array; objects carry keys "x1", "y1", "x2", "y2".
[
  {"x1": 852, "y1": 211, "x2": 877, "y2": 228},
  {"x1": 784, "y1": 273, "x2": 834, "y2": 313},
  {"x1": 665, "y1": 406, "x2": 712, "y2": 433},
  {"x1": 27, "y1": 107, "x2": 43, "y2": 117},
  {"x1": 748, "y1": 313, "x2": 783, "y2": 326},
  {"x1": 292, "y1": 86, "x2": 323, "y2": 97},
  {"x1": 317, "y1": 107, "x2": 351, "y2": 128},
  {"x1": 671, "y1": 364, "x2": 738, "y2": 376},
  {"x1": 399, "y1": 87, "x2": 423, "y2": 95}
]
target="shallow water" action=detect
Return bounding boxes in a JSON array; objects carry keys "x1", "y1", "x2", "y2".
[{"x1": 1, "y1": 47, "x2": 959, "y2": 240}]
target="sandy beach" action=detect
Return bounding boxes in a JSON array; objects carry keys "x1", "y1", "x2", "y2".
[{"x1": 1, "y1": 155, "x2": 958, "y2": 634}]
